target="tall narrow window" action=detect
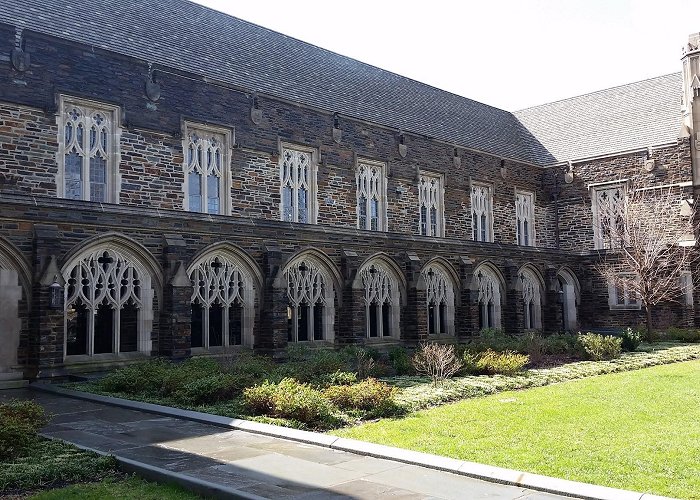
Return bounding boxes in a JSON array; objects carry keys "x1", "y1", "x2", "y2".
[
  {"x1": 183, "y1": 123, "x2": 231, "y2": 215},
  {"x1": 189, "y1": 253, "x2": 252, "y2": 349},
  {"x1": 361, "y1": 262, "x2": 400, "y2": 338},
  {"x1": 471, "y1": 183, "x2": 493, "y2": 242},
  {"x1": 592, "y1": 183, "x2": 626, "y2": 249},
  {"x1": 418, "y1": 172, "x2": 444, "y2": 237},
  {"x1": 356, "y1": 160, "x2": 387, "y2": 231},
  {"x1": 64, "y1": 248, "x2": 153, "y2": 357},
  {"x1": 607, "y1": 274, "x2": 641, "y2": 310},
  {"x1": 58, "y1": 97, "x2": 119, "y2": 203},
  {"x1": 515, "y1": 190, "x2": 535, "y2": 246},
  {"x1": 280, "y1": 145, "x2": 317, "y2": 223},
  {"x1": 476, "y1": 267, "x2": 501, "y2": 330},
  {"x1": 422, "y1": 264, "x2": 455, "y2": 335},
  {"x1": 519, "y1": 268, "x2": 542, "y2": 330},
  {"x1": 285, "y1": 259, "x2": 333, "y2": 342}
]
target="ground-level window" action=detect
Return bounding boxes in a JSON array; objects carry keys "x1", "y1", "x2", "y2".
[
  {"x1": 189, "y1": 254, "x2": 253, "y2": 349},
  {"x1": 476, "y1": 266, "x2": 501, "y2": 329},
  {"x1": 64, "y1": 248, "x2": 153, "y2": 357},
  {"x1": 361, "y1": 262, "x2": 401, "y2": 338},
  {"x1": 519, "y1": 268, "x2": 542, "y2": 330},
  {"x1": 422, "y1": 264, "x2": 455, "y2": 335},
  {"x1": 680, "y1": 270, "x2": 694, "y2": 306},
  {"x1": 607, "y1": 274, "x2": 641, "y2": 310},
  {"x1": 285, "y1": 258, "x2": 334, "y2": 342},
  {"x1": 557, "y1": 269, "x2": 579, "y2": 331}
]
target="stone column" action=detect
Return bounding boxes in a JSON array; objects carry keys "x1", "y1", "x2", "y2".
[
  {"x1": 160, "y1": 234, "x2": 191, "y2": 359},
  {"x1": 456, "y1": 256, "x2": 476, "y2": 338},
  {"x1": 261, "y1": 244, "x2": 288, "y2": 358},
  {"x1": 403, "y1": 252, "x2": 427, "y2": 344},
  {"x1": 0, "y1": 268, "x2": 24, "y2": 387},
  {"x1": 502, "y1": 260, "x2": 522, "y2": 335},
  {"x1": 542, "y1": 265, "x2": 564, "y2": 334},
  {"x1": 340, "y1": 250, "x2": 365, "y2": 345}
]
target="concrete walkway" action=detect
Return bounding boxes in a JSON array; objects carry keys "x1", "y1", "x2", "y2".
[{"x1": 1, "y1": 388, "x2": 570, "y2": 500}]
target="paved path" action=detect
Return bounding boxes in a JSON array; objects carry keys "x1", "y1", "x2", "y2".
[{"x1": 1, "y1": 388, "x2": 569, "y2": 500}]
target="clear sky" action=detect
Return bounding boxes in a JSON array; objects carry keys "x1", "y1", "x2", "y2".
[{"x1": 191, "y1": 0, "x2": 700, "y2": 111}]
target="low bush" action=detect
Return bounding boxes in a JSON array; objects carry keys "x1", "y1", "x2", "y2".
[
  {"x1": 471, "y1": 349, "x2": 530, "y2": 375},
  {"x1": 324, "y1": 378, "x2": 400, "y2": 417},
  {"x1": 283, "y1": 346, "x2": 349, "y2": 383},
  {"x1": 578, "y1": 333, "x2": 622, "y2": 360},
  {"x1": 99, "y1": 359, "x2": 170, "y2": 395},
  {"x1": 412, "y1": 343, "x2": 463, "y2": 385},
  {"x1": 316, "y1": 370, "x2": 358, "y2": 387},
  {"x1": 388, "y1": 347, "x2": 413, "y2": 375},
  {"x1": 173, "y1": 373, "x2": 251, "y2": 405},
  {"x1": 621, "y1": 327, "x2": 642, "y2": 352},
  {"x1": 243, "y1": 378, "x2": 339, "y2": 427},
  {"x1": 0, "y1": 400, "x2": 48, "y2": 460},
  {"x1": 664, "y1": 327, "x2": 700, "y2": 343}
]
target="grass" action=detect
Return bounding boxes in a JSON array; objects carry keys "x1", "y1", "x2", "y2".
[
  {"x1": 333, "y1": 359, "x2": 700, "y2": 499},
  {"x1": 28, "y1": 476, "x2": 199, "y2": 499},
  {"x1": 0, "y1": 438, "x2": 117, "y2": 494}
]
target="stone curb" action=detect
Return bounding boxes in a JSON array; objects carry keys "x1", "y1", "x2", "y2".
[
  {"x1": 31, "y1": 384, "x2": 676, "y2": 500},
  {"x1": 39, "y1": 433, "x2": 263, "y2": 500}
]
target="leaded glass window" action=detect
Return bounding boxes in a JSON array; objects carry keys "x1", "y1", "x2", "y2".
[
  {"x1": 59, "y1": 98, "x2": 118, "y2": 203},
  {"x1": 471, "y1": 183, "x2": 493, "y2": 242},
  {"x1": 281, "y1": 146, "x2": 316, "y2": 223},
  {"x1": 418, "y1": 172, "x2": 443, "y2": 237},
  {"x1": 476, "y1": 266, "x2": 501, "y2": 330},
  {"x1": 361, "y1": 262, "x2": 400, "y2": 338},
  {"x1": 356, "y1": 160, "x2": 387, "y2": 231},
  {"x1": 519, "y1": 268, "x2": 542, "y2": 330},
  {"x1": 515, "y1": 190, "x2": 535, "y2": 246},
  {"x1": 184, "y1": 125, "x2": 229, "y2": 215},
  {"x1": 285, "y1": 259, "x2": 331, "y2": 342},
  {"x1": 592, "y1": 184, "x2": 626, "y2": 249},
  {"x1": 422, "y1": 264, "x2": 455, "y2": 335}
]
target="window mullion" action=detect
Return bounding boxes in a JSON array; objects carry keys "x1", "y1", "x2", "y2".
[
  {"x1": 203, "y1": 305, "x2": 210, "y2": 349},
  {"x1": 82, "y1": 113, "x2": 90, "y2": 201},
  {"x1": 114, "y1": 306, "x2": 121, "y2": 354}
]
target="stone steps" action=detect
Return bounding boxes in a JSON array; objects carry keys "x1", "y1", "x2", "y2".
[{"x1": 0, "y1": 371, "x2": 28, "y2": 390}]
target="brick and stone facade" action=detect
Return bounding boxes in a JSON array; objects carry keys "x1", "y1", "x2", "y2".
[{"x1": 0, "y1": 6, "x2": 698, "y2": 379}]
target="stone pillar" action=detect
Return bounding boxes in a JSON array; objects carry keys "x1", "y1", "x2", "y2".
[
  {"x1": 160, "y1": 235, "x2": 191, "y2": 359},
  {"x1": 502, "y1": 260, "x2": 522, "y2": 335},
  {"x1": 403, "y1": 252, "x2": 427, "y2": 344},
  {"x1": 0, "y1": 268, "x2": 24, "y2": 386},
  {"x1": 456, "y1": 256, "x2": 476, "y2": 338},
  {"x1": 542, "y1": 265, "x2": 564, "y2": 334},
  {"x1": 33, "y1": 225, "x2": 66, "y2": 379},
  {"x1": 340, "y1": 250, "x2": 365, "y2": 345},
  {"x1": 261, "y1": 244, "x2": 287, "y2": 358}
]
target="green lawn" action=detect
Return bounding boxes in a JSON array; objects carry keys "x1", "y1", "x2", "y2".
[
  {"x1": 334, "y1": 360, "x2": 700, "y2": 499},
  {"x1": 29, "y1": 476, "x2": 199, "y2": 499}
]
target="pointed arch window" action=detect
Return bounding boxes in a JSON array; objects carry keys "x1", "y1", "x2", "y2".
[
  {"x1": 361, "y1": 263, "x2": 401, "y2": 338},
  {"x1": 519, "y1": 268, "x2": 542, "y2": 330},
  {"x1": 476, "y1": 267, "x2": 501, "y2": 330},
  {"x1": 356, "y1": 160, "x2": 387, "y2": 231},
  {"x1": 64, "y1": 249, "x2": 154, "y2": 357},
  {"x1": 189, "y1": 254, "x2": 254, "y2": 349},
  {"x1": 557, "y1": 270, "x2": 579, "y2": 331},
  {"x1": 285, "y1": 259, "x2": 334, "y2": 342},
  {"x1": 515, "y1": 190, "x2": 535, "y2": 246},
  {"x1": 422, "y1": 264, "x2": 455, "y2": 335},
  {"x1": 57, "y1": 96, "x2": 120, "y2": 203},
  {"x1": 280, "y1": 145, "x2": 317, "y2": 224},
  {"x1": 183, "y1": 123, "x2": 232, "y2": 215},
  {"x1": 471, "y1": 183, "x2": 493, "y2": 242},
  {"x1": 418, "y1": 172, "x2": 444, "y2": 237},
  {"x1": 591, "y1": 182, "x2": 626, "y2": 249}
]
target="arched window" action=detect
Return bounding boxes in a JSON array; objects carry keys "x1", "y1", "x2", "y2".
[
  {"x1": 422, "y1": 263, "x2": 455, "y2": 335},
  {"x1": 189, "y1": 253, "x2": 255, "y2": 349},
  {"x1": 519, "y1": 268, "x2": 542, "y2": 330},
  {"x1": 285, "y1": 258, "x2": 335, "y2": 342},
  {"x1": 361, "y1": 262, "x2": 401, "y2": 338},
  {"x1": 557, "y1": 268, "x2": 579, "y2": 331},
  {"x1": 64, "y1": 248, "x2": 154, "y2": 357},
  {"x1": 476, "y1": 266, "x2": 502, "y2": 330}
]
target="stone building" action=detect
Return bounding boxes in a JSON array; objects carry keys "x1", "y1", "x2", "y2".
[{"x1": 0, "y1": 0, "x2": 698, "y2": 383}]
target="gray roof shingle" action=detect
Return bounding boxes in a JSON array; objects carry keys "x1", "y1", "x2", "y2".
[
  {"x1": 0, "y1": 0, "x2": 554, "y2": 165},
  {"x1": 514, "y1": 73, "x2": 683, "y2": 163}
]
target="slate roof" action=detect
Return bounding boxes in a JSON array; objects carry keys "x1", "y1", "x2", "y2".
[
  {"x1": 0, "y1": 0, "x2": 684, "y2": 166},
  {"x1": 514, "y1": 73, "x2": 683, "y2": 163}
]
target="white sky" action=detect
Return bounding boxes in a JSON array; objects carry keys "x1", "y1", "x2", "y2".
[{"x1": 192, "y1": 0, "x2": 700, "y2": 111}]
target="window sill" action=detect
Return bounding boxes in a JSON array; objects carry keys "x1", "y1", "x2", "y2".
[{"x1": 608, "y1": 305, "x2": 642, "y2": 311}]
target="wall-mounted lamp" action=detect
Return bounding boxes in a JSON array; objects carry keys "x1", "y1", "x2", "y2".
[{"x1": 49, "y1": 275, "x2": 63, "y2": 309}]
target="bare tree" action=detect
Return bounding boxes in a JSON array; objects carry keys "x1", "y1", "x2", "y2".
[
  {"x1": 412, "y1": 343, "x2": 462, "y2": 386},
  {"x1": 595, "y1": 185, "x2": 697, "y2": 335}
]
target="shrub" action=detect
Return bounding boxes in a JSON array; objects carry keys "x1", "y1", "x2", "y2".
[
  {"x1": 664, "y1": 327, "x2": 700, "y2": 343},
  {"x1": 99, "y1": 359, "x2": 170, "y2": 394},
  {"x1": 354, "y1": 349, "x2": 377, "y2": 379},
  {"x1": 0, "y1": 400, "x2": 48, "y2": 460},
  {"x1": 283, "y1": 346, "x2": 348, "y2": 382},
  {"x1": 412, "y1": 343, "x2": 463, "y2": 385},
  {"x1": 621, "y1": 327, "x2": 642, "y2": 352},
  {"x1": 316, "y1": 370, "x2": 358, "y2": 387},
  {"x1": 159, "y1": 357, "x2": 221, "y2": 397},
  {"x1": 474, "y1": 349, "x2": 529, "y2": 375},
  {"x1": 243, "y1": 378, "x2": 338, "y2": 427},
  {"x1": 542, "y1": 333, "x2": 582, "y2": 357},
  {"x1": 519, "y1": 332, "x2": 546, "y2": 361},
  {"x1": 388, "y1": 347, "x2": 413, "y2": 375},
  {"x1": 468, "y1": 329, "x2": 521, "y2": 353},
  {"x1": 173, "y1": 373, "x2": 251, "y2": 405},
  {"x1": 578, "y1": 333, "x2": 622, "y2": 360},
  {"x1": 225, "y1": 351, "x2": 277, "y2": 379},
  {"x1": 324, "y1": 378, "x2": 400, "y2": 416}
]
